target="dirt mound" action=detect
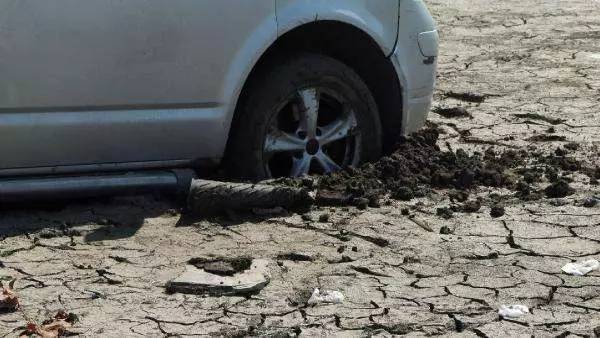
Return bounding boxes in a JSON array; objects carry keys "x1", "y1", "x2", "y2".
[{"x1": 313, "y1": 128, "x2": 583, "y2": 207}]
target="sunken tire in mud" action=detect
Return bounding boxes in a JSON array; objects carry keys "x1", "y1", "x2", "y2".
[{"x1": 226, "y1": 53, "x2": 383, "y2": 179}]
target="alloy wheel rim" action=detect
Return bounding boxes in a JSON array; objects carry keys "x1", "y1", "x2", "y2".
[{"x1": 263, "y1": 87, "x2": 360, "y2": 178}]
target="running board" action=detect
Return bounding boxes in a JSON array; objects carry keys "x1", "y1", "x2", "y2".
[{"x1": 0, "y1": 169, "x2": 195, "y2": 202}]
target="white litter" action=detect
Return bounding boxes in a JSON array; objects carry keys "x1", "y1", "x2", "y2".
[
  {"x1": 561, "y1": 259, "x2": 600, "y2": 276},
  {"x1": 307, "y1": 288, "x2": 344, "y2": 305},
  {"x1": 498, "y1": 305, "x2": 529, "y2": 318}
]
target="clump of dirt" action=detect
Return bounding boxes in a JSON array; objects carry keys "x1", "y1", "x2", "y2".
[
  {"x1": 527, "y1": 134, "x2": 567, "y2": 142},
  {"x1": 312, "y1": 128, "x2": 587, "y2": 208},
  {"x1": 545, "y1": 180, "x2": 574, "y2": 198},
  {"x1": 513, "y1": 113, "x2": 566, "y2": 125},
  {"x1": 460, "y1": 200, "x2": 482, "y2": 213},
  {"x1": 443, "y1": 91, "x2": 488, "y2": 103},
  {"x1": 433, "y1": 106, "x2": 472, "y2": 119},
  {"x1": 316, "y1": 128, "x2": 524, "y2": 204},
  {"x1": 490, "y1": 205, "x2": 506, "y2": 218}
]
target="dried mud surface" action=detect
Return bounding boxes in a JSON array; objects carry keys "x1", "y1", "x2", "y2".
[{"x1": 2, "y1": 1, "x2": 600, "y2": 337}]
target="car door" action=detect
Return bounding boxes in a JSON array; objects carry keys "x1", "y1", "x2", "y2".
[{"x1": 0, "y1": 1, "x2": 276, "y2": 173}]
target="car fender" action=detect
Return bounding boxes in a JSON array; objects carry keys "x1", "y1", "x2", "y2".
[
  {"x1": 275, "y1": 0, "x2": 400, "y2": 56},
  {"x1": 219, "y1": 13, "x2": 278, "y2": 136},
  {"x1": 220, "y1": 1, "x2": 400, "y2": 155}
]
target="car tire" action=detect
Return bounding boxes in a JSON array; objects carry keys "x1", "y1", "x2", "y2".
[{"x1": 225, "y1": 53, "x2": 382, "y2": 180}]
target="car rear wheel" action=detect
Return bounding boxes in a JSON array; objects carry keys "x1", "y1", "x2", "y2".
[{"x1": 226, "y1": 54, "x2": 382, "y2": 180}]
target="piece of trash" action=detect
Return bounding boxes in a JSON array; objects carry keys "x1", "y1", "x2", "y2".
[
  {"x1": 307, "y1": 288, "x2": 345, "y2": 305},
  {"x1": 498, "y1": 305, "x2": 529, "y2": 318},
  {"x1": 167, "y1": 259, "x2": 270, "y2": 296},
  {"x1": 188, "y1": 179, "x2": 313, "y2": 215},
  {"x1": 561, "y1": 259, "x2": 600, "y2": 276},
  {"x1": 18, "y1": 310, "x2": 78, "y2": 338},
  {"x1": 0, "y1": 279, "x2": 18, "y2": 312}
]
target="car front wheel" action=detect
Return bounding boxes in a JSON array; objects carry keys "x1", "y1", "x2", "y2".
[{"x1": 226, "y1": 54, "x2": 382, "y2": 180}]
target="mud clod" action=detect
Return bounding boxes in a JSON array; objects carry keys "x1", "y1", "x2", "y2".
[
  {"x1": 527, "y1": 134, "x2": 567, "y2": 142},
  {"x1": 437, "y1": 207, "x2": 454, "y2": 219},
  {"x1": 490, "y1": 205, "x2": 506, "y2": 218},
  {"x1": 353, "y1": 198, "x2": 369, "y2": 210},
  {"x1": 545, "y1": 180, "x2": 574, "y2": 198},
  {"x1": 392, "y1": 186, "x2": 415, "y2": 201},
  {"x1": 276, "y1": 253, "x2": 315, "y2": 262},
  {"x1": 444, "y1": 91, "x2": 488, "y2": 103},
  {"x1": 440, "y1": 226, "x2": 454, "y2": 235},
  {"x1": 514, "y1": 113, "x2": 566, "y2": 125},
  {"x1": 461, "y1": 200, "x2": 482, "y2": 213}
]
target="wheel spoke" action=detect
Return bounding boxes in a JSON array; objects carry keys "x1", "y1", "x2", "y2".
[
  {"x1": 291, "y1": 153, "x2": 313, "y2": 177},
  {"x1": 265, "y1": 131, "x2": 305, "y2": 154},
  {"x1": 315, "y1": 151, "x2": 342, "y2": 173},
  {"x1": 298, "y1": 88, "x2": 320, "y2": 139},
  {"x1": 319, "y1": 114, "x2": 356, "y2": 146}
]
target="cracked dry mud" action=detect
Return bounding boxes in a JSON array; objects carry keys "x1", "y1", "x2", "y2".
[{"x1": 2, "y1": 1, "x2": 600, "y2": 337}]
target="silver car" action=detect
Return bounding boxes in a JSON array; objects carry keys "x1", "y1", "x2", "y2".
[{"x1": 0, "y1": 0, "x2": 438, "y2": 198}]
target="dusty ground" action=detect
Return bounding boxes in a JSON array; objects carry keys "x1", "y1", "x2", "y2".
[{"x1": 2, "y1": 0, "x2": 600, "y2": 337}]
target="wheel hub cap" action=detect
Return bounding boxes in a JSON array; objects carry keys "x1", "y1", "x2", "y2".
[{"x1": 263, "y1": 87, "x2": 360, "y2": 178}]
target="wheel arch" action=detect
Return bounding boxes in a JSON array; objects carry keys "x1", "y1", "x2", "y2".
[{"x1": 225, "y1": 20, "x2": 404, "y2": 162}]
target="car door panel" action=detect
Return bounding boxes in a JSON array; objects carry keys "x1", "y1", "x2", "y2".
[{"x1": 0, "y1": 0, "x2": 276, "y2": 170}]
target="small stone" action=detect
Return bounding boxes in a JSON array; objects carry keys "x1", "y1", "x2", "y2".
[
  {"x1": 401, "y1": 208, "x2": 410, "y2": 216},
  {"x1": 490, "y1": 205, "x2": 505, "y2": 218},
  {"x1": 583, "y1": 197, "x2": 598, "y2": 208}
]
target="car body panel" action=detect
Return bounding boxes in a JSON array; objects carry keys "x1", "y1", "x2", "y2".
[
  {"x1": 393, "y1": 0, "x2": 438, "y2": 134},
  {"x1": 0, "y1": 0, "x2": 276, "y2": 171},
  {"x1": 276, "y1": 0, "x2": 399, "y2": 55},
  {"x1": 0, "y1": 0, "x2": 436, "y2": 175}
]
